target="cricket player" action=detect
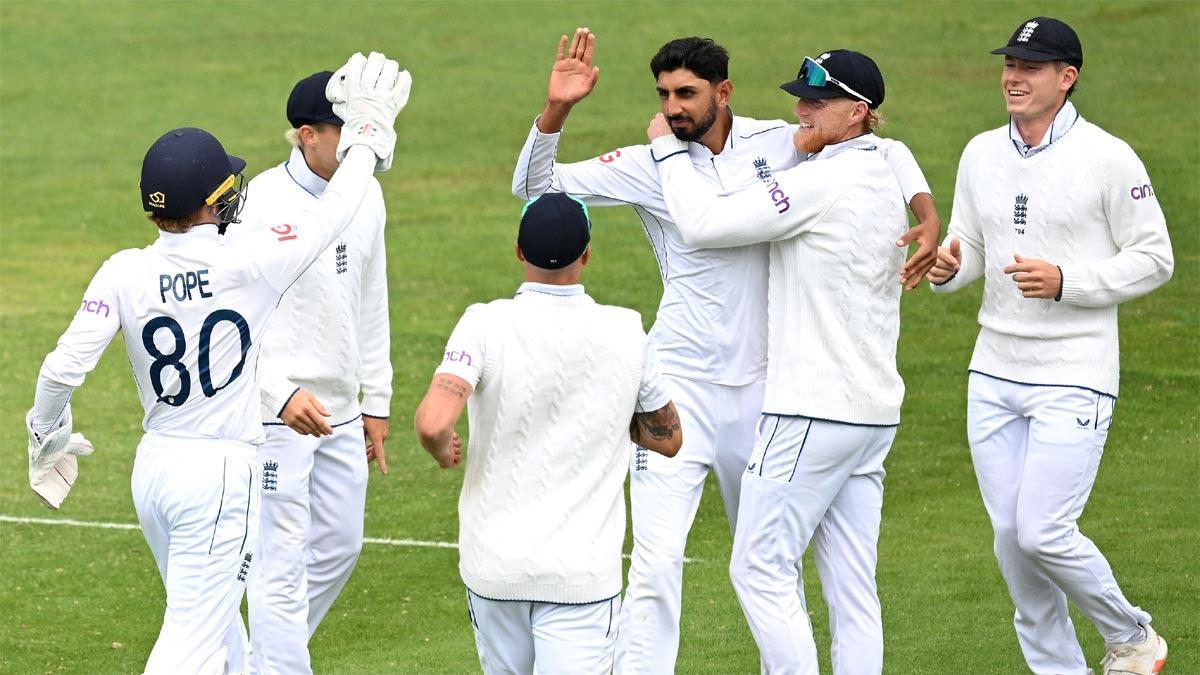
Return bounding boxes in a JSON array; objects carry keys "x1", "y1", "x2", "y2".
[
  {"x1": 414, "y1": 192, "x2": 683, "y2": 674},
  {"x1": 244, "y1": 70, "x2": 393, "y2": 675},
  {"x1": 649, "y1": 48, "x2": 909, "y2": 675},
  {"x1": 513, "y1": 29, "x2": 940, "y2": 673},
  {"x1": 25, "y1": 52, "x2": 409, "y2": 673},
  {"x1": 927, "y1": 17, "x2": 1172, "y2": 675}
]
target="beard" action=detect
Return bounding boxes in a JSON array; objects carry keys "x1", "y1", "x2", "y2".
[
  {"x1": 795, "y1": 125, "x2": 834, "y2": 154},
  {"x1": 668, "y1": 99, "x2": 719, "y2": 142}
]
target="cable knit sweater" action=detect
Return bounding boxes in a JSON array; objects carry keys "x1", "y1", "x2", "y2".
[
  {"x1": 933, "y1": 114, "x2": 1173, "y2": 396},
  {"x1": 436, "y1": 284, "x2": 668, "y2": 603},
  {"x1": 239, "y1": 147, "x2": 392, "y2": 423}
]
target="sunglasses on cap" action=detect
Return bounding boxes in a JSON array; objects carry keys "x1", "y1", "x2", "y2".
[{"x1": 800, "y1": 56, "x2": 873, "y2": 105}]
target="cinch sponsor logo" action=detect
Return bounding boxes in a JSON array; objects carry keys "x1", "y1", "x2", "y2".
[
  {"x1": 79, "y1": 298, "x2": 111, "y2": 318},
  {"x1": 765, "y1": 181, "x2": 790, "y2": 214},
  {"x1": 1130, "y1": 184, "x2": 1155, "y2": 200},
  {"x1": 444, "y1": 350, "x2": 472, "y2": 366}
]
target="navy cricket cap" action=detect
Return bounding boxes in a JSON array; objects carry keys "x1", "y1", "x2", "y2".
[
  {"x1": 140, "y1": 128, "x2": 246, "y2": 219},
  {"x1": 287, "y1": 71, "x2": 344, "y2": 128},
  {"x1": 518, "y1": 193, "x2": 592, "y2": 270},
  {"x1": 780, "y1": 50, "x2": 885, "y2": 109},
  {"x1": 991, "y1": 17, "x2": 1083, "y2": 70}
]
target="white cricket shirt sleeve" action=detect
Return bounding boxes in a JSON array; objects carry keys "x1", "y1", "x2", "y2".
[
  {"x1": 650, "y1": 135, "x2": 845, "y2": 248},
  {"x1": 434, "y1": 304, "x2": 487, "y2": 388},
  {"x1": 1058, "y1": 142, "x2": 1173, "y2": 307},
  {"x1": 634, "y1": 337, "x2": 671, "y2": 413},
  {"x1": 512, "y1": 118, "x2": 659, "y2": 207},
  {"x1": 931, "y1": 138, "x2": 987, "y2": 293},
  {"x1": 237, "y1": 146, "x2": 377, "y2": 293},
  {"x1": 358, "y1": 193, "x2": 392, "y2": 417},
  {"x1": 876, "y1": 138, "x2": 932, "y2": 202},
  {"x1": 32, "y1": 255, "x2": 124, "y2": 430}
]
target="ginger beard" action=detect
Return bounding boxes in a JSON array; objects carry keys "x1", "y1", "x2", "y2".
[{"x1": 792, "y1": 98, "x2": 861, "y2": 155}]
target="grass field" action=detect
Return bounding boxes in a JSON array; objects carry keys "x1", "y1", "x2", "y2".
[{"x1": 1, "y1": 1, "x2": 1196, "y2": 673}]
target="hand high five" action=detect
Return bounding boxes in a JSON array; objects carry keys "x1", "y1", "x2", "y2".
[{"x1": 538, "y1": 28, "x2": 600, "y2": 133}]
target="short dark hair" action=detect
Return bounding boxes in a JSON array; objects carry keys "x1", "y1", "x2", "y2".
[{"x1": 650, "y1": 37, "x2": 729, "y2": 83}]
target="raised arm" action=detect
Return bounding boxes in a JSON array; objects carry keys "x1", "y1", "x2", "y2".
[
  {"x1": 538, "y1": 27, "x2": 599, "y2": 134},
  {"x1": 246, "y1": 52, "x2": 410, "y2": 292}
]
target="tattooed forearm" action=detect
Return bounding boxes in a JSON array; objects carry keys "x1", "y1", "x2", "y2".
[
  {"x1": 632, "y1": 404, "x2": 681, "y2": 442},
  {"x1": 434, "y1": 376, "x2": 468, "y2": 399}
]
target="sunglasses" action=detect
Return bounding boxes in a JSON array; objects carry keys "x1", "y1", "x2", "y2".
[{"x1": 799, "y1": 56, "x2": 873, "y2": 105}]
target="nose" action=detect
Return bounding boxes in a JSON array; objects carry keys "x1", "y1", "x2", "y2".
[
  {"x1": 663, "y1": 94, "x2": 684, "y2": 116},
  {"x1": 794, "y1": 99, "x2": 815, "y2": 116}
]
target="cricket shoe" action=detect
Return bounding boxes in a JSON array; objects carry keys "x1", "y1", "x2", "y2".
[{"x1": 1100, "y1": 625, "x2": 1167, "y2": 674}]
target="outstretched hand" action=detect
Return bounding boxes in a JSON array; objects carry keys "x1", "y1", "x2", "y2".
[
  {"x1": 538, "y1": 28, "x2": 599, "y2": 133},
  {"x1": 548, "y1": 27, "x2": 599, "y2": 107}
]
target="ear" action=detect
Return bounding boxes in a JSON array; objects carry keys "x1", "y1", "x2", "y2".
[
  {"x1": 848, "y1": 100, "x2": 869, "y2": 125},
  {"x1": 1060, "y1": 65, "x2": 1079, "y2": 93},
  {"x1": 580, "y1": 246, "x2": 591, "y2": 266},
  {"x1": 298, "y1": 124, "x2": 319, "y2": 147},
  {"x1": 514, "y1": 242, "x2": 525, "y2": 262},
  {"x1": 715, "y1": 79, "x2": 733, "y2": 107}
]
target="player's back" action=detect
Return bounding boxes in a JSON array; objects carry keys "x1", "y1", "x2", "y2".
[{"x1": 109, "y1": 224, "x2": 282, "y2": 444}]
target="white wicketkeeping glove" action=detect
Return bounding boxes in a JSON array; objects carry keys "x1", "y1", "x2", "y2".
[
  {"x1": 327, "y1": 51, "x2": 411, "y2": 172},
  {"x1": 26, "y1": 407, "x2": 95, "y2": 510}
]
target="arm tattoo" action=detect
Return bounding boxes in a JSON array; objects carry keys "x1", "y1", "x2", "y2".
[
  {"x1": 434, "y1": 377, "x2": 468, "y2": 399},
  {"x1": 632, "y1": 404, "x2": 680, "y2": 442}
]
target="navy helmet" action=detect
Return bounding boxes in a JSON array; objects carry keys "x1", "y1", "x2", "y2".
[{"x1": 140, "y1": 127, "x2": 246, "y2": 224}]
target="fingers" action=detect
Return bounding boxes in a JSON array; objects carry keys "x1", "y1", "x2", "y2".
[
  {"x1": 555, "y1": 34, "x2": 567, "y2": 61},
  {"x1": 581, "y1": 29, "x2": 596, "y2": 65},
  {"x1": 373, "y1": 444, "x2": 389, "y2": 475},
  {"x1": 362, "y1": 51, "x2": 386, "y2": 87}
]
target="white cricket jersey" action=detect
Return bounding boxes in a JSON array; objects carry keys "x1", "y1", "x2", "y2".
[
  {"x1": 36, "y1": 147, "x2": 380, "y2": 444},
  {"x1": 239, "y1": 147, "x2": 392, "y2": 424},
  {"x1": 652, "y1": 133, "x2": 908, "y2": 425},
  {"x1": 435, "y1": 282, "x2": 671, "y2": 604},
  {"x1": 932, "y1": 104, "x2": 1173, "y2": 396},
  {"x1": 513, "y1": 113, "x2": 929, "y2": 386}
]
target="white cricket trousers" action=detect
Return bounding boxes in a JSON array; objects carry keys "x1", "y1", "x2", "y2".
[
  {"x1": 467, "y1": 589, "x2": 620, "y2": 674},
  {"x1": 730, "y1": 415, "x2": 895, "y2": 675},
  {"x1": 249, "y1": 418, "x2": 368, "y2": 675},
  {"x1": 614, "y1": 375, "x2": 764, "y2": 675},
  {"x1": 132, "y1": 433, "x2": 258, "y2": 675},
  {"x1": 967, "y1": 372, "x2": 1152, "y2": 675}
]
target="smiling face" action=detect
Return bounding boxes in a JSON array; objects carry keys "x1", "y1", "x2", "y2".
[
  {"x1": 655, "y1": 68, "x2": 731, "y2": 143},
  {"x1": 1002, "y1": 56, "x2": 1077, "y2": 125},
  {"x1": 792, "y1": 96, "x2": 866, "y2": 154}
]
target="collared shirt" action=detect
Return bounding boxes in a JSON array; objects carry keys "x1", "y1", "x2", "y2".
[
  {"x1": 514, "y1": 281, "x2": 584, "y2": 298},
  {"x1": 283, "y1": 146, "x2": 330, "y2": 197},
  {"x1": 1009, "y1": 100, "x2": 1081, "y2": 158}
]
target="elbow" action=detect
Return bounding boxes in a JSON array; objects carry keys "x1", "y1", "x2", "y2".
[
  {"x1": 413, "y1": 411, "x2": 449, "y2": 449},
  {"x1": 661, "y1": 432, "x2": 682, "y2": 458}
]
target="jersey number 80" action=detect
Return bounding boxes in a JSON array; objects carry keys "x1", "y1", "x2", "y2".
[{"x1": 141, "y1": 310, "x2": 251, "y2": 407}]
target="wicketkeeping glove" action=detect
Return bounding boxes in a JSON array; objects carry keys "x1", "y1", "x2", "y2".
[
  {"x1": 26, "y1": 408, "x2": 95, "y2": 510},
  {"x1": 327, "y1": 51, "x2": 412, "y2": 172}
]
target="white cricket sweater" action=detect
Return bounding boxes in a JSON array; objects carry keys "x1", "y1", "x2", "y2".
[
  {"x1": 932, "y1": 115, "x2": 1173, "y2": 396},
  {"x1": 438, "y1": 286, "x2": 665, "y2": 604},
  {"x1": 238, "y1": 147, "x2": 392, "y2": 424},
  {"x1": 652, "y1": 133, "x2": 907, "y2": 425}
]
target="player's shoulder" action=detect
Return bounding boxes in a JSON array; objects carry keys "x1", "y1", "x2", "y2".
[
  {"x1": 246, "y1": 161, "x2": 290, "y2": 190},
  {"x1": 732, "y1": 114, "x2": 794, "y2": 141},
  {"x1": 1071, "y1": 119, "x2": 1139, "y2": 158},
  {"x1": 591, "y1": 302, "x2": 644, "y2": 330}
]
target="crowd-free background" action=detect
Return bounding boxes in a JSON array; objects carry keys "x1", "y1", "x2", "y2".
[{"x1": 1, "y1": 1, "x2": 1196, "y2": 672}]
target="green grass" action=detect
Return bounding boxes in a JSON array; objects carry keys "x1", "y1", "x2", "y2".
[{"x1": 1, "y1": 1, "x2": 1197, "y2": 672}]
